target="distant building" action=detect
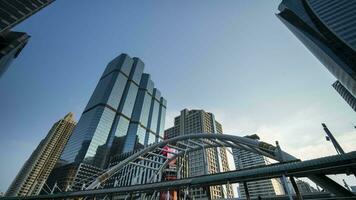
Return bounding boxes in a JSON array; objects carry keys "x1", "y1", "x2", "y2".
[
  {"x1": 0, "y1": 0, "x2": 54, "y2": 78},
  {"x1": 295, "y1": 180, "x2": 318, "y2": 194},
  {"x1": 5, "y1": 113, "x2": 76, "y2": 197},
  {"x1": 332, "y1": 81, "x2": 356, "y2": 112},
  {"x1": 232, "y1": 135, "x2": 284, "y2": 199},
  {"x1": 277, "y1": 0, "x2": 356, "y2": 98},
  {"x1": 165, "y1": 109, "x2": 234, "y2": 199},
  {"x1": 48, "y1": 54, "x2": 166, "y2": 191}
]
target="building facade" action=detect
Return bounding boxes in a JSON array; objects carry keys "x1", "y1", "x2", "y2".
[
  {"x1": 5, "y1": 113, "x2": 76, "y2": 197},
  {"x1": 277, "y1": 0, "x2": 356, "y2": 99},
  {"x1": 332, "y1": 81, "x2": 356, "y2": 112},
  {"x1": 0, "y1": 0, "x2": 54, "y2": 78},
  {"x1": 295, "y1": 180, "x2": 318, "y2": 194},
  {"x1": 165, "y1": 109, "x2": 234, "y2": 199},
  {"x1": 49, "y1": 54, "x2": 166, "y2": 191},
  {"x1": 232, "y1": 135, "x2": 283, "y2": 199}
]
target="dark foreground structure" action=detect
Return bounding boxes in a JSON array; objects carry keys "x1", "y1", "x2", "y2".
[
  {"x1": 277, "y1": 0, "x2": 356, "y2": 106},
  {"x1": 0, "y1": 0, "x2": 54, "y2": 78}
]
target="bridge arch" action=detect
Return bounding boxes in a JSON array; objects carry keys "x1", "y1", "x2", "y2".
[{"x1": 84, "y1": 133, "x2": 353, "y2": 197}]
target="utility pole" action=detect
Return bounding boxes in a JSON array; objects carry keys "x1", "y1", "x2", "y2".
[{"x1": 322, "y1": 123, "x2": 345, "y2": 154}]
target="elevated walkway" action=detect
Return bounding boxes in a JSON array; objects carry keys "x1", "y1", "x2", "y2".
[{"x1": 3, "y1": 151, "x2": 356, "y2": 199}]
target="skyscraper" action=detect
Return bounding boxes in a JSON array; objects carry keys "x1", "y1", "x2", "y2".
[
  {"x1": 0, "y1": 0, "x2": 54, "y2": 78},
  {"x1": 5, "y1": 113, "x2": 76, "y2": 197},
  {"x1": 332, "y1": 81, "x2": 356, "y2": 112},
  {"x1": 165, "y1": 109, "x2": 234, "y2": 199},
  {"x1": 49, "y1": 54, "x2": 166, "y2": 191},
  {"x1": 232, "y1": 135, "x2": 284, "y2": 199},
  {"x1": 0, "y1": 31, "x2": 29, "y2": 78},
  {"x1": 277, "y1": 0, "x2": 356, "y2": 99}
]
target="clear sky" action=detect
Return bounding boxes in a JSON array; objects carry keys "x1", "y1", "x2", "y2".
[{"x1": 0, "y1": 0, "x2": 355, "y2": 194}]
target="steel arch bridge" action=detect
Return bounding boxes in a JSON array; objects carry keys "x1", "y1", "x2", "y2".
[
  {"x1": 85, "y1": 133, "x2": 354, "y2": 198},
  {"x1": 3, "y1": 133, "x2": 355, "y2": 200},
  {"x1": 86, "y1": 133, "x2": 294, "y2": 189}
]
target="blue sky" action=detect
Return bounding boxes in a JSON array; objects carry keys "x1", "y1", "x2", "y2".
[{"x1": 0, "y1": 0, "x2": 355, "y2": 193}]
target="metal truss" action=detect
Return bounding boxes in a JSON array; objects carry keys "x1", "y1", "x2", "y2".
[
  {"x1": 86, "y1": 133, "x2": 292, "y2": 190},
  {"x1": 78, "y1": 133, "x2": 352, "y2": 198},
  {"x1": 2, "y1": 133, "x2": 354, "y2": 200}
]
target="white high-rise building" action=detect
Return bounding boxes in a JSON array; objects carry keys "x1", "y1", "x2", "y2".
[
  {"x1": 165, "y1": 109, "x2": 234, "y2": 199},
  {"x1": 6, "y1": 113, "x2": 76, "y2": 197},
  {"x1": 232, "y1": 135, "x2": 284, "y2": 199}
]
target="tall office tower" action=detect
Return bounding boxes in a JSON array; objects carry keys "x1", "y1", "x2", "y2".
[
  {"x1": 165, "y1": 109, "x2": 234, "y2": 199},
  {"x1": 5, "y1": 113, "x2": 76, "y2": 197},
  {"x1": 0, "y1": 0, "x2": 54, "y2": 78},
  {"x1": 232, "y1": 135, "x2": 283, "y2": 199},
  {"x1": 277, "y1": 0, "x2": 356, "y2": 99},
  {"x1": 49, "y1": 54, "x2": 166, "y2": 191},
  {"x1": 332, "y1": 81, "x2": 356, "y2": 112}
]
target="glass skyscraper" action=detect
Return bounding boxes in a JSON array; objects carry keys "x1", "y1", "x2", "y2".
[
  {"x1": 0, "y1": 0, "x2": 54, "y2": 78},
  {"x1": 60, "y1": 53, "x2": 166, "y2": 169},
  {"x1": 277, "y1": 0, "x2": 356, "y2": 99}
]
